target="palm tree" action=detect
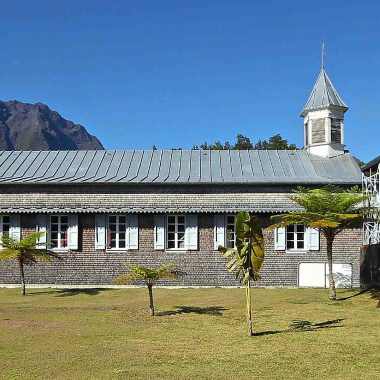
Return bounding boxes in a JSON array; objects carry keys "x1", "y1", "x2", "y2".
[
  {"x1": 268, "y1": 186, "x2": 372, "y2": 300},
  {"x1": 218, "y1": 212, "x2": 265, "y2": 336},
  {"x1": 113, "y1": 263, "x2": 179, "y2": 316},
  {"x1": 0, "y1": 231, "x2": 60, "y2": 295}
]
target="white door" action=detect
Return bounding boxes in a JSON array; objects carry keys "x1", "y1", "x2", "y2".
[
  {"x1": 298, "y1": 262, "x2": 352, "y2": 288},
  {"x1": 299, "y1": 263, "x2": 326, "y2": 287}
]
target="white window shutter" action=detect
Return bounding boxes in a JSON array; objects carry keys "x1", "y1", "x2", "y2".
[
  {"x1": 154, "y1": 214, "x2": 165, "y2": 250},
  {"x1": 274, "y1": 227, "x2": 286, "y2": 250},
  {"x1": 185, "y1": 214, "x2": 198, "y2": 250},
  {"x1": 68, "y1": 214, "x2": 79, "y2": 250},
  {"x1": 95, "y1": 214, "x2": 106, "y2": 250},
  {"x1": 306, "y1": 227, "x2": 319, "y2": 250},
  {"x1": 36, "y1": 214, "x2": 48, "y2": 249},
  {"x1": 127, "y1": 214, "x2": 139, "y2": 250},
  {"x1": 214, "y1": 214, "x2": 226, "y2": 250},
  {"x1": 9, "y1": 215, "x2": 21, "y2": 242}
]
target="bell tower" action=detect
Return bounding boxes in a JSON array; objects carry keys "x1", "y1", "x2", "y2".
[{"x1": 301, "y1": 46, "x2": 348, "y2": 158}]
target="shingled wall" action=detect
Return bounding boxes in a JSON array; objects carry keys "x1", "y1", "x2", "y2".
[{"x1": 0, "y1": 214, "x2": 362, "y2": 287}]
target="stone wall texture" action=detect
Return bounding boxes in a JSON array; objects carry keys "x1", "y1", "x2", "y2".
[{"x1": 0, "y1": 213, "x2": 362, "y2": 287}]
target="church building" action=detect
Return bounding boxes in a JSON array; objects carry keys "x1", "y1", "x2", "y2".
[{"x1": 0, "y1": 61, "x2": 362, "y2": 288}]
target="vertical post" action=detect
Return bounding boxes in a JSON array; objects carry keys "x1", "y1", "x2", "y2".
[{"x1": 246, "y1": 279, "x2": 253, "y2": 336}]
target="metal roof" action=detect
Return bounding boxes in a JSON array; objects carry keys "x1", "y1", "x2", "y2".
[
  {"x1": 362, "y1": 156, "x2": 380, "y2": 172},
  {"x1": 0, "y1": 192, "x2": 303, "y2": 214},
  {"x1": 302, "y1": 67, "x2": 348, "y2": 115},
  {"x1": 0, "y1": 150, "x2": 361, "y2": 185}
]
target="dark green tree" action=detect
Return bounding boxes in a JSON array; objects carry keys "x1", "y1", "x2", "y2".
[
  {"x1": 193, "y1": 134, "x2": 297, "y2": 150},
  {"x1": 254, "y1": 134, "x2": 297, "y2": 150}
]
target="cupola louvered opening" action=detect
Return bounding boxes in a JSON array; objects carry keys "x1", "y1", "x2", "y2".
[
  {"x1": 311, "y1": 118, "x2": 325, "y2": 144},
  {"x1": 331, "y1": 119, "x2": 342, "y2": 143},
  {"x1": 305, "y1": 123, "x2": 309, "y2": 145}
]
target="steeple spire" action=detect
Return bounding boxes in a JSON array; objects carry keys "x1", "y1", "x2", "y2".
[
  {"x1": 301, "y1": 49, "x2": 347, "y2": 117},
  {"x1": 301, "y1": 47, "x2": 348, "y2": 158},
  {"x1": 321, "y1": 42, "x2": 325, "y2": 69}
]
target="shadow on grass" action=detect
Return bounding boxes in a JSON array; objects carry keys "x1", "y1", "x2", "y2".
[
  {"x1": 253, "y1": 318, "x2": 345, "y2": 336},
  {"x1": 29, "y1": 288, "x2": 115, "y2": 297},
  {"x1": 337, "y1": 287, "x2": 380, "y2": 306},
  {"x1": 156, "y1": 306, "x2": 228, "y2": 316}
]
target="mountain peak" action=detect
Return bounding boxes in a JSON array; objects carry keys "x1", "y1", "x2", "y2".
[{"x1": 0, "y1": 100, "x2": 104, "y2": 150}]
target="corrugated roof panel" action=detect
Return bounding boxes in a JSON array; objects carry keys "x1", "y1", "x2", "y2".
[
  {"x1": 14, "y1": 151, "x2": 51, "y2": 182},
  {"x1": 120, "y1": 150, "x2": 144, "y2": 182},
  {"x1": 80, "y1": 151, "x2": 107, "y2": 182},
  {"x1": 177, "y1": 150, "x2": 191, "y2": 182},
  {"x1": 0, "y1": 151, "x2": 13, "y2": 171},
  {"x1": 200, "y1": 150, "x2": 211, "y2": 182},
  {"x1": 92, "y1": 151, "x2": 117, "y2": 182},
  {"x1": 259, "y1": 151, "x2": 275, "y2": 177},
  {"x1": 154, "y1": 150, "x2": 172, "y2": 182},
  {"x1": 239, "y1": 150, "x2": 254, "y2": 179},
  {"x1": 267, "y1": 150, "x2": 285, "y2": 177},
  {"x1": 220, "y1": 150, "x2": 232, "y2": 181},
  {"x1": 166, "y1": 150, "x2": 182, "y2": 181},
  {"x1": 70, "y1": 150, "x2": 97, "y2": 181},
  {"x1": 44, "y1": 151, "x2": 77, "y2": 182},
  {"x1": 248, "y1": 150, "x2": 264, "y2": 178},
  {"x1": 188, "y1": 150, "x2": 201, "y2": 182},
  {"x1": 320, "y1": 156, "x2": 346, "y2": 180},
  {"x1": 4, "y1": 151, "x2": 41, "y2": 181},
  {"x1": 0, "y1": 151, "x2": 31, "y2": 178},
  {"x1": 276, "y1": 150, "x2": 296, "y2": 178},
  {"x1": 32, "y1": 151, "x2": 66, "y2": 182},
  {"x1": 297, "y1": 150, "x2": 320, "y2": 179},
  {"x1": 230, "y1": 150, "x2": 243, "y2": 180},
  {"x1": 113, "y1": 151, "x2": 134, "y2": 182},
  {"x1": 210, "y1": 150, "x2": 223, "y2": 182},
  {"x1": 288, "y1": 151, "x2": 307, "y2": 178},
  {"x1": 132, "y1": 150, "x2": 153, "y2": 182},
  {"x1": 59, "y1": 150, "x2": 88, "y2": 181},
  {"x1": 143, "y1": 150, "x2": 162, "y2": 182},
  {"x1": 23, "y1": 151, "x2": 60, "y2": 182},
  {"x1": 0, "y1": 150, "x2": 362, "y2": 185}
]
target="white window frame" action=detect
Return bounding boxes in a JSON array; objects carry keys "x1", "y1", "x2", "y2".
[
  {"x1": 0, "y1": 215, "x2": 10, "y2": 247},
  {"x1": 49, "y1": 215, "x2": 69, "y2": 250},
  {"x1": 107, "y1": 215, "x2": 128, "y2": 251},
  {"x1": 225, "y1": 215, "x2": 236, "y2": 249},
  {"x1": 166, "y1": 215, "x2": 186, "y2": 250},
  {"x1": 286, "y1": 224, "x2": 306, "y2": 251}
]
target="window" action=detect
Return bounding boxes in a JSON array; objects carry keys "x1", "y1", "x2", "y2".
[
  {"x1": 226, "y1": 215, "x2": 236, "y2": 248},
  {"x1": 214, "y1": 214, "x2": 236, "y2": 250},
  {"x1": 331, "y1": 119, "x2": 342, "y2": 143},
  {"x1": 50, "y1": 215, "x2": 68, "y2": 249},
  {"x1": 167, "y1": 215, "x2": 185, "y2": 249},
  {"x1": 0, "y1": 215, "x2": 10, "y2": 236},
  {"x1": 311, "y1": 118, "x2": 325, "y2": 143},
  {"x1": 108, "y1": 215, "x2": 127, "y2": 249},
  {"x1": 286, "y1": 224, "x2": 305, "y2": 250},
  {"x1": 0, "y1": 216, "x2": 10, "y2": 246}
]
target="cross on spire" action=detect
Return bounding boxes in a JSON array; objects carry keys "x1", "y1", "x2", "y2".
[{"x1": 322, "y1": 42, "x2": 325, "y2": 69}]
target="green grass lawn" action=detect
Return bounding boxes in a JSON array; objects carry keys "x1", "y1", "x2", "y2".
[{"x1": 0, "y1": 287, "x2": 379, "y2": 380}]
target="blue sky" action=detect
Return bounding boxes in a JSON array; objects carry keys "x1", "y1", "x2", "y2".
[{"x1": 1, "y1": 0, "x2": 379, "y2": 162}]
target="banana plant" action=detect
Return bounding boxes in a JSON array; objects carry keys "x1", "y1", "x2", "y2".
[{"x1": 218, "y1": 212, "x2": 265, "y2": 336}]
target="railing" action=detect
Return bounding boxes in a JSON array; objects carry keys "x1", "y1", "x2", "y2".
[{"x1": 363, "y1": 166, "x2": 380, "y2": 244}]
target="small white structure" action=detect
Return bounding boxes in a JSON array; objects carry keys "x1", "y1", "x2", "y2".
[{"x1": 301, "y1": 50, "x2": 348, "y2": 158}]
